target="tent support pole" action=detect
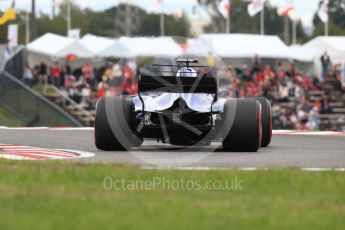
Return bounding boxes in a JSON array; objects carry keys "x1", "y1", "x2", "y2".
[
  {"x1": 160, "y1": 1, "x2": 165, "y2": 36},
  {"x1": 160, "y1": 13, "x2": 165, "y2": 36},
  {"x1": 25, "y1": 12, "x2": 30, "y2": 45},
  {"x1": 260, "y1": 3, "x2": 265, "y2": 35},
  {"x1": 67, "y1": 0, "x2": 71, "y2": 36},
  {"x1": 292, "y1": 19, "x2": 296, "y2": 45}
]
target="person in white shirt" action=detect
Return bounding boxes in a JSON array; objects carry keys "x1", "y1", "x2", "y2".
[{"x1": 23, "y1": 64, "x2": 34, "y2": 88}]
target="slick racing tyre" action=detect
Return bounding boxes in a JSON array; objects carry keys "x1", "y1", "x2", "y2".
[
  {"x1": 222, "y1": 98, "x2": 262, "y2": 152},
  {"x1": 95, "y1": 96, "x2": 142, "y2": 151},
  {"x1": 256, "y1": 97, "x2": 272, "y2": 147}
]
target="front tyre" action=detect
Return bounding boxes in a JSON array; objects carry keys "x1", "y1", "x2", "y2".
[{"x1": 222, "y1": 99, "x2": 262, "y2": 152}]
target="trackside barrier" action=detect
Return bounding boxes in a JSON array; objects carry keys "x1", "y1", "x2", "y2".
[
  {"x1": 0, "y1": 47, "x2": 83, "y2": 127},
  {"x1": 4, "y1": 47, "x2": 24, "y2": 80},
  {"x1": 0, "y1": 71, "x2": 83, "y2": 127}
]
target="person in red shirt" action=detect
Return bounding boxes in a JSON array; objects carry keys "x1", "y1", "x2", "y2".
[
  {"x1": 97, "y1": 78, "x2": 108, "y2": 99},
  {"x1": 82, "y1": 61, "x2": 93, "y2": 82},
  {"x1": 51, "y1": 63, "x2": 62, "y2": 88},
  {"x1": 246, "y1": 82, "x2": 256, "y2": 96},
  {"x1": 314, "y1": 100, "x2": 321, "y2": 112},
  {"x1": 128, "y1": 81, "x2": 138, "y2": 95},
  {"x1": 263, "y1": 64, "x2": 274, "y2": 84},
  {"x1": 232, "y1": 77, "x2": 240, "y2": 98},
  {"x1": 122, "y1": 64, "x2": 133, "y2": 95},
  {"x1": 276, "y1": 61, "x2": 286, "y2": 80},
  {"x1": 255, "y1": 70, "x2": 264, "y2": 83}
]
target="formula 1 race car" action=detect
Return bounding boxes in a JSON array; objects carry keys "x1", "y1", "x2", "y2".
[{"x1": 95, "y1": 59, "x2": 272, "y2": 152}]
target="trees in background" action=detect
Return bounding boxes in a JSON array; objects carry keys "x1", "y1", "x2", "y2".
[
  {"x1": 38, "y1": 3, "x2": 190, "y2": 38},
  {"x1": 136, "y1": 12, "x2": 189, "y2": 37},
  {"x1": 1, "y1": 0, "x2": 345, "y2": 45},
  {"x1": 0, "y1": 3, "x2": 190, "y2": 44},
  {"x1": 313, "y1": 0, "x2": 345, "y2": 37}
]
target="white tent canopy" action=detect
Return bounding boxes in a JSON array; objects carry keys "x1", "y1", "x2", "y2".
[
  {"x1": 80, "y1": 34, "x2": 117, "y2": 55},
  {"x1": 187, "y1": 33, "x2": 310, "y2": 62},
  {"x1": 27, "y1": 33, "x2": 93, "y2": 58},
  {"x1": 99, "y1": 36, "x2": 183, "y2": 58},
  {"x1": 289, "y1": 45, "x2": 314, "y2": 62},
  {"x1": 303, "y1": 36, "x2": 345, "y2": 60},
  {"x1": 303, "y1": 36, "x2": 345, "y2": 78},
  {"x1": 26, "y1": 33, "x2": 182, "y2": 59},
  {"x1": 97, "y1": 39, "x2": 133, "y2": 58}
]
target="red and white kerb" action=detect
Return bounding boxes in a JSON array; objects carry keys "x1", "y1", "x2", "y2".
[{"x1": 0, "y1": 144, "x2": 94, "y2": 160}]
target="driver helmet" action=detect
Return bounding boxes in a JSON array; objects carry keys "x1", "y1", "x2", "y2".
[{"x1": 176, "y1": 67, "x2": 197, "y2": 78}]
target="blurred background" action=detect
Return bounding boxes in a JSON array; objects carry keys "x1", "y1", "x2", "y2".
[{"x1": 0, "y1": 0, "x2": 344, "y2": 130}]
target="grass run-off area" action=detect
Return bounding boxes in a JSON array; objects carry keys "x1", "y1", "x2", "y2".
[
  {"x1": 0, "y1": 160, "x2": 344, "y2": 229},
  {"x1": 0, "y1": 106, "x2": 23, "y2": 127}
]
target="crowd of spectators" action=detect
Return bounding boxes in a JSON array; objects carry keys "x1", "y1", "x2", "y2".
[
  {"x1": 220, "y1": 55, "x2": 345, "y2": 130},
  {"x1": 23, "y1": 60, "x2": 139, "y2": 111},
  {"x1": 22, "y1": 54, "x2": 345, "y2": 130}
]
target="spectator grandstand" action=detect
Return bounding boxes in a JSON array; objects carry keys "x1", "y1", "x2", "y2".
[{"x1": 21, "y1": 56, "x2": 345, "y2": 131}]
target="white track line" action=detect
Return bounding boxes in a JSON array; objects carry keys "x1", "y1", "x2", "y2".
[
  {"x1": 302, "y1": 168, "x2": 345, "y2": 172},
  {"x1": 272, "y1": 130, "x2": 345, "y2": 136},
  {"x1": 142, "y1": 166, "x2": 345, "y2": 172},
  {"x1": 49, "y1": 128, "x2": 94, "y2": 131},
  {"x1": 0, "y1": 126, "x2": 49, "y2": 130},
  {"x1": 0, "y1": 127, "x2": 94, "y2": 131},
  {"x1": 57, "y1": 149, "x2": 95, "y2": 159},
  {"x1": 0, "y1": 154, "x2": 32, "y2": 160}
]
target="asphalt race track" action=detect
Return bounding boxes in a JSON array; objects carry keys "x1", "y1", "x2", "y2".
[{"x1": 0, "y1": 128, "x2": 345, "y2": 168}]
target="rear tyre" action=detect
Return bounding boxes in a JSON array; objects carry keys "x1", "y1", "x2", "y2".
[
  {"x1": 95, "y1": 96, "x2": 142, "y2": 151},
  {"x1": 256, "y1": 97, "x2": 272, "y2": 147},
  {"x1": 222, "y1": 99, "x2": 262, "y2": 152}
]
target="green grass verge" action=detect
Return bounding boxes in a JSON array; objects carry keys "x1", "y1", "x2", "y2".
[
  {"x1": 1, "y1": 87, "x2": 76, "y2": 126},
  {"x1": 0, "y1": 106, "x2": 24, "y2": 126},
  {"x1": 0, "y1": 160, "x2": 344, "y2": 229},
  {"x1": 33, "y1": 84, "x2": 59, "y2": 96}
]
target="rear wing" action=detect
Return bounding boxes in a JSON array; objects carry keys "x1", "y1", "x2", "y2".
[{"x1": 138, "y1": 74, "x2": 217, "y2": 95}]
